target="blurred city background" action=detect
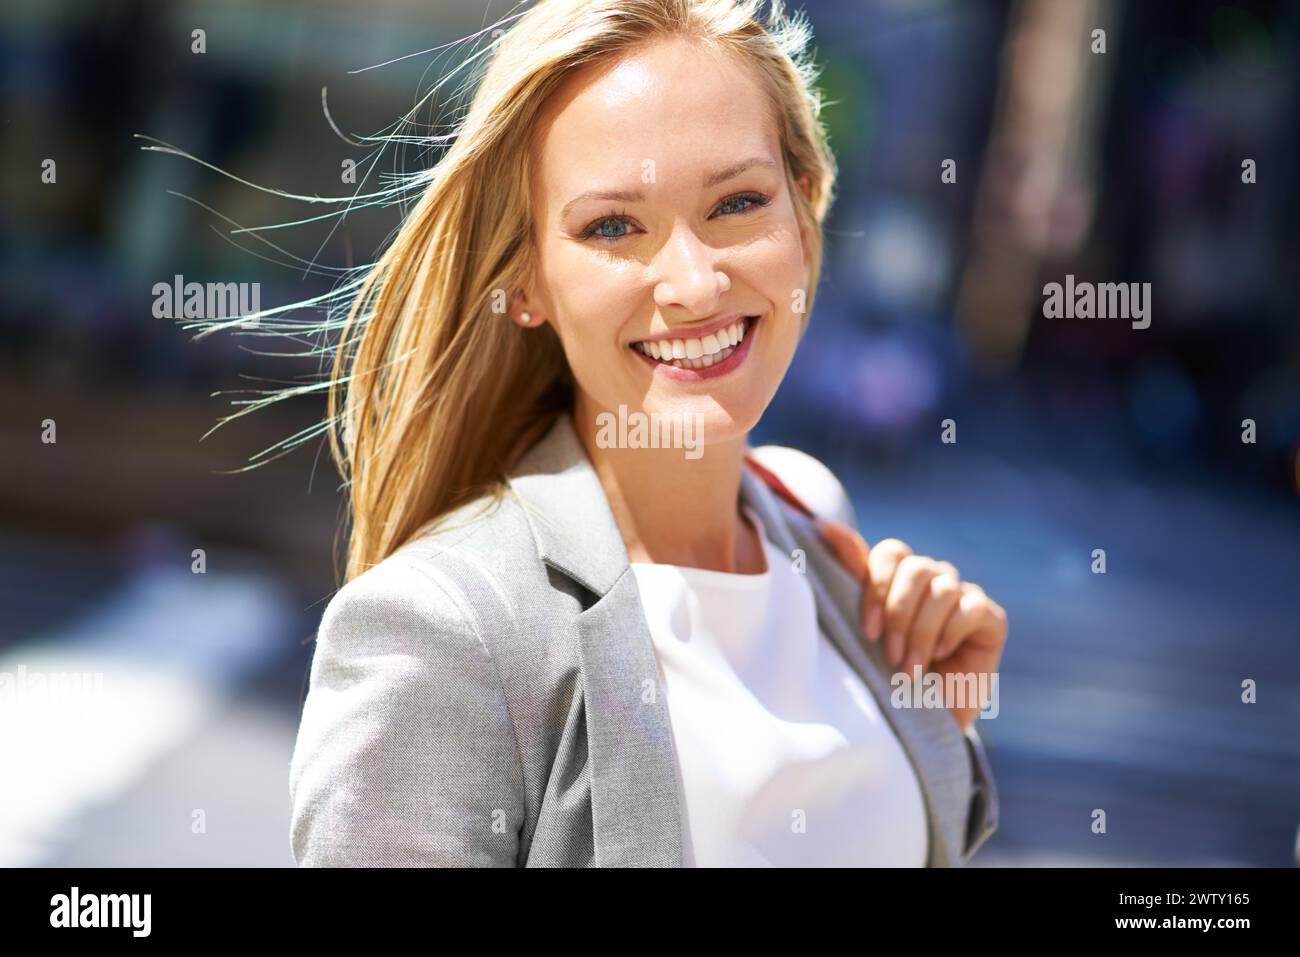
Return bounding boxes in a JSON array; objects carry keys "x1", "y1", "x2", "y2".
[{"x1": 1, "y1": 0, "x2": 1297, "y2": 866}]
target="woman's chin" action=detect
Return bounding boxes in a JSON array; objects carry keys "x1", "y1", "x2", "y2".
[
  {"x1": 624, "y1": 398, "x2": 764, "y2": 455},
  {"x1": 584, "y1": 353, "x2": 781, "y2": 453}
]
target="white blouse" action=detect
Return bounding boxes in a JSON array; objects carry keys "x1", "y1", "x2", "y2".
[{"x1": 629, "y1": 506, "x2": 929, "y2": 867}]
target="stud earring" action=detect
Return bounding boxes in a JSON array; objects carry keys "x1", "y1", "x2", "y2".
[{"x1": 519, "y1": 311, "x2": 532, "y2": 325}]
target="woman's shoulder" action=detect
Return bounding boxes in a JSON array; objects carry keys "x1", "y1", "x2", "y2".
[
  {"x1": 748, "y1": 443, "x2": 858, "y2": 529},
  {"x1": 317, "y1": 487, "x2": 544, "y2": 651},
  {"x1": 291, "y1": 488, "x2": 534, "y2": 866}
]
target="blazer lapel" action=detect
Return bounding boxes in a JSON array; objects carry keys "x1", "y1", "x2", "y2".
[
  {"x1": 507, "y1": 413, "x2": 684, "y2": 867},
  {"x1": 574, "y1": 576, "x2": 684, "y2": 866},
  {"x1": 737, "y1": 466, "x2": 973, "y2": 867},
  {"x1": 507, "y1": 412, "x2": 971, "y2": 867}
]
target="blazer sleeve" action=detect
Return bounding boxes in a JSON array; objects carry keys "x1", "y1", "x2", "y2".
[
  {"x1": 288, "y1": 557, "x2": 527, "y2": 866},
  {"x1": 749, "y1": 443, "x2": 1000, "y2": 863}
]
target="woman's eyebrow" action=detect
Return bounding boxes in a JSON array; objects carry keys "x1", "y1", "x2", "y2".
[
  {"x1": 702, "y1": 156, "x2": 778, "y2": 189},
  {"x1": 559, "y1": 157, "x2": 779, "y2": 220},
  {"x1": 561, "y1": 188, "x2": 643, "y2": 220}
]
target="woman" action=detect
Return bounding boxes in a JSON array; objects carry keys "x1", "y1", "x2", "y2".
[{"x1": 288, "y1": 0, "x2": 1007, "y2": 867}]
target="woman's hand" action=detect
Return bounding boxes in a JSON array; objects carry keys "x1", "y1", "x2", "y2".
[{"x1": 815, "y1": 518, "x2": 1008, "y2": 732}]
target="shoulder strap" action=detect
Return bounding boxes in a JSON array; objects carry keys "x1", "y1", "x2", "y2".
[{"x1": 743, "y1": 452, "x2": 816, "y2": 521}]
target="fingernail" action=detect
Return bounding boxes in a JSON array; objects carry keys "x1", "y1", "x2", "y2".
[
  {"x1": 886, "y1": 632, "x2": 903, "y2": 666},
  {"x1": 866, "y1": 606, "x2": 882, "y2": 641}
]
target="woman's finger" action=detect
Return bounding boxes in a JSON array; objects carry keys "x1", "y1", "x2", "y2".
[
  {"x1": 934, "y1": 583, "x2": 1004, "y2": 662},
  {"x1": 882, "y1": 554, "x2": 940, "y2": 667},
  {"x1": 866, "y1": 538, "x2": 912, "y2": 644},
  {"x1": 900, "y1": 571, "x2": 964, "y2": 678}
]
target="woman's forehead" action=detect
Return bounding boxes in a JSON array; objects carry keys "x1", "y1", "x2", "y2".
[{"x1": 530, "y1": 39, "x2": 780, "y2": 202}]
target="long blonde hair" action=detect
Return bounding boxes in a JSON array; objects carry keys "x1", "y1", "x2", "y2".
[
  {"x1": 330, "y1": 0, "x2": 840, "y2": 585},
  {"x1": 160, "y1": 0, "x2": 838, "y2": 586}
]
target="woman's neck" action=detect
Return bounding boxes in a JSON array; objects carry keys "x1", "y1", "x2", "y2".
[{"x1": 574, "y1": 400, "x2": 766, "y2": 575}]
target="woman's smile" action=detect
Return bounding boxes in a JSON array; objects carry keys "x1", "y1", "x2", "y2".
[{"x1": 630, "y1": 313, "x2": 760, "y2": 381}]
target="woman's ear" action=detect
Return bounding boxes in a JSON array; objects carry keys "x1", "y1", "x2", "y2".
[{"x1": 510, "y1": 289, "x2": 547, "y2": 328}]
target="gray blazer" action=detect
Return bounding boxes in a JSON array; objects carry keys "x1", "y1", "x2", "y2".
[{"x1": 288, "y1": 412, "x2": 998, "y2": 866}]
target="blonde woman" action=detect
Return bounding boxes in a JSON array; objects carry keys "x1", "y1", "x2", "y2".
[{"x1": 287, "y1": 0, "x2": 1007, "y2": 867}]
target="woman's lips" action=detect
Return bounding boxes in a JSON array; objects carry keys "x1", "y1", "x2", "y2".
[{"x1": 630, "y1": 315, "x2": 759, "y2": 381}]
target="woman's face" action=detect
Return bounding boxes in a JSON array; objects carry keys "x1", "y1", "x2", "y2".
[{"x1": 525, "y1": 35, "x2": 812, "y2": 451}]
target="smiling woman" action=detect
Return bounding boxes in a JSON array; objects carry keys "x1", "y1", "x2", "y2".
[{"x1": 286, "y1": 0, "x2": 1006, "y2": 868}]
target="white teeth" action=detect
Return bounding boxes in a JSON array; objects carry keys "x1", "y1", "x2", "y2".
[{"x1": 633, "y1": 316, "x2": 754, "y2": 369}]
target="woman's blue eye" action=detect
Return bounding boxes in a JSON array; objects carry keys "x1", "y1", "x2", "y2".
[
  {"x1": 591, "y1": 217, "x2": 631, "y2": 239},
  {"x1": 715, "y1": 191, "x2": 770, "y2": 216},
  {"x1": 718, "y1": 193, "x2": 761, "y2": 215},
  {"x1": 581, "y1": 192, "x2": 770, "y2": 242}
]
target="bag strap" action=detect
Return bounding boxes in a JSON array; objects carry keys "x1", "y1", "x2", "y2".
[{"x1": 743, "y1": 452, "x2": 816, "y2": 521}]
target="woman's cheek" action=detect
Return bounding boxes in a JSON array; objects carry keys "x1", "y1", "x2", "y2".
[
  {"x1": 549, "y1": 257, "x2": 621, "y2": 335},
  {"x1": 551, "y1": 267, "x2": 641, "y2": 401},
  {"x1": 740, "y1": 233, "x2": 806, "y2": 326},
  {"x1": 558, "y1": 251, "x2": 641, "y2": 312}
]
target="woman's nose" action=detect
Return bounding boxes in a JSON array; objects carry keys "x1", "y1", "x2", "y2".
[{"x1": 652, "y1": 223, "x2": 731, "y2": 315}]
